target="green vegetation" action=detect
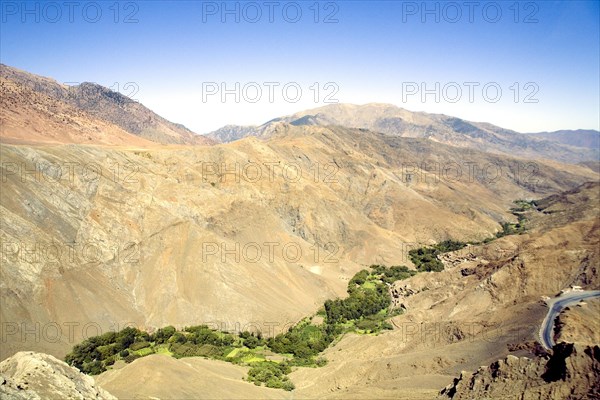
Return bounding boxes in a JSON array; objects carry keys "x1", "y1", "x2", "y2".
[
  {"x1": 409, "y1": 200, "x2": 536, "y2": 266},
  {"x1": 65, "y1": 327, "x2": 150, "y2": 374},
  {"x1": 247, "y1": 361, "x2": 295, "y2": 391},
  {"x1": 267, "y1": 319, "x2": 334, "y2": 361},
  {"x1": 66, "y1": 199, "x2": 535, "y2": 390},
  {"x1": 496, "y1": 221, "x2": 525, "y2": 237},
  {"x1": 408, "y1": 202, "x2": 534, "y2": 270},
  {"x1": 409, "y1": 240, "x2": 467, "y2": 272},
  {"x1": 496, "y1": 199, "x2": 535, "y2": 238},
  {"x1": 511, "y1": 199, "x2": 537, "y2": 212},
  {"x1": 325, "y1": 278, "x2": 389, "y2": 324},
  {"x1": 267, "y1": 264, "x2": 416, "y2": 367},
  {"x1": 65, "y1": 198, "x2": 534, "y2": 386},
  {"x1": 63, "y1": 234, "x2": 514, "y2": 387},
  {"x1": 370, "y1": 264, "x2": 417, "y2": 284},
  {"x1": 65, "y1": 264, "x2": 417, "y2": 390}
]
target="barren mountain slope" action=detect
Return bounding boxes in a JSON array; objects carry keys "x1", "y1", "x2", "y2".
[
  {"x1": 0, "y1": 351, "x2": 116, "y2": 399},
  {"x1": 0, "y1": 64, "x2": 213, "y2": 145},
  {"x1": 438, "y1": 343, "x2": 600, "y2": 400},
  {"x1": 96, "y1": 354, "x2": 288, "y2": 400},
  {"x1": 553, "y1": 298, "x2": 600, "y2": 345},
  {"x1": 288, "y1": 104, "x2": 600, "y2": 163},
  {"x1": 206, "y1": 124, "x2": 262, "y2": 143},
  {"x1": 210, "y1": 103, "x2": 598, "y2": 164},
  {"x1": 91, "y1": 182, "x2": 599, "y2": 400},
  {"x1": 0, "y1": 77, "x2": 155, "y2": 146},
  {"x1": 1, "y1": 124, "x2": 596, "y2": 363},
  {"x1": 282, "y1": 182, "x2": 600, "y2": 399},
  {"x1": 528, "y1": 129, "x2": 600, "y2": 149}
]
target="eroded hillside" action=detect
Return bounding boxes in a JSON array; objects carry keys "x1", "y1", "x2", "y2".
[
  {"x1": 82, "y1": 182, "x2": 600, "y2": 399},
  {"x1": 281, "y1": 182, "x2": 600, "y2": 398},
  {"x1": 208, "y1": 103, "x2": 599, "y2": 164},
  {"x1": 0, "y1": 64, "x2": 213, "y2": 145},
  {"x1": 0, "y1": 351, "x2": 116, "y2": 399},
  {"x1": 1, "y1": 123, "x2": 596, "y2": 364}
]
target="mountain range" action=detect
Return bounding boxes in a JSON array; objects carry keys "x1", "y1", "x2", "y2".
[
  {"x1": 207, "y1": 103, "x2": 599, "y2": 165},
  {"x1": 0, "y1": 65, "x2": 598, "y2": 399}
]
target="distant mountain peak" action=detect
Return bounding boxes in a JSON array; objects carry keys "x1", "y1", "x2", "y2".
[
  {"x1": 207, "y1": 102, "x2": 599, "y2": 164},
  {"x1": 527, "y1": 129, "x2": 600, "y2": 150}
]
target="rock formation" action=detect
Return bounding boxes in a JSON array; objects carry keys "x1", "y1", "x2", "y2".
[
  {"x1": 438, "y1": 343, "x2": 600, "y2": 399},
  {"x1": 0, "y1": 351, "x2": 116, "y2": 400}
]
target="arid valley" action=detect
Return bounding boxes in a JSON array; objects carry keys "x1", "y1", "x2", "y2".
[{"x1": 1, "y1": 2, "x2": 599, "y2": 399}]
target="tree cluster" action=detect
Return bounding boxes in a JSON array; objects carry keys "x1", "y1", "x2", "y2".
[
  {"x1": 65, "y1": 327, "x2": 149, "y2": 374},
  {"x1": 66, "y1": 264, "x2": 422, "y2": 390},
  {"x1": 409, "y1": 240, "x2": 467, "y2": 272},
  {"x1": 247, "y1": 361, "x2": 295, "y2": 391}
]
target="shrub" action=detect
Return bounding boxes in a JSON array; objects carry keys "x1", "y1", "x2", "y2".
[
  {"x1": 169, "y1": 343, "x2": 199, "y2": 358},
  {"x1": 289, "y1": 357, "x2": 316, "y2": 367},
  {"x1": 266, "y1": 377, "x2": 284, "y2": 389},
  {"x1": 247, "y1": 362, "x2": 292, "y2": 389},
  {"x1": 124, "y1": 353, "x2": 140, "y2": 363},
  {"x1": 409, "y1": 248, "x2": 444, "y2": 272},
  {"x1": 220, "y1": 334, "x2": 235, "y2": 346},
  {"x1": 152, "y1": 326, "x2": 176, "y2": 344},
  {"x1": 84, "y1": 360, "x2": 105, "y2": 375},
  {"x1": 117, "y1": 327, "x2": 139, "y2": 349},
  {"x1": 243, "y1": 335, "x2": 260, "y2": 349},
  {"x1": 282, "y1": 381, "x2": 295, "y2": 391},
  {"x1": 188, "y1": 327, "x2": 222, "y2": 346},
  {"x1": 324, "y1": 283, "x2": 390, "y2": 324},
  {"x1": 409, "y1": 240, "x2": 467, "y2": 272},
  {"x1": 268, "y1": 323, "x2": 334, "y2": 358},
  {"x1": 129, "y1": 341, "x2": 151, "y2": 351},
  {"x1": 348, "y1": 269, "x2": 370, "y2": 292},
  {"x1": 374, "y1": 265, "x2": 416, "y2": 284},
  {"x1": 168, "y1": 332, "x2": 187, "y2": 344},
  {"x1": 381, "y1": 321, "x2": 393, "y2": 330}
]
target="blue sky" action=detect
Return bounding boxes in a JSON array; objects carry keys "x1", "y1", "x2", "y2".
[{"x1": 1, "y1": 0, "x2": 599, "y2": 133}]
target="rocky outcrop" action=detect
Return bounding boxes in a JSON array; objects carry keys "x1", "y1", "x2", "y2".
[
  {"x1": 553, "y1": 299, "x2": 600, "y2": 346},
  {"x1": 438, "y1": 343, "x2": 600, "y2": 399},
  {"x1": 0, "y1": 351, "x2": 116, "y2": 400},
  {"x1": 0, "y1": 64, "x2": 213, "y2": 145}
]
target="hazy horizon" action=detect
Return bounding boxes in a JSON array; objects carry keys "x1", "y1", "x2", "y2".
[{"x1": 2, "y1": 1, "x2": 599, "y2": 134}]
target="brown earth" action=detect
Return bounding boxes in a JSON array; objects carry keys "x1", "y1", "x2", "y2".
[
  {"x1": 208, "y1": 103, "x2": 599, "y2": 164},
  {"x1": 0, "y1": 76, "x2": 156, "y2": 146},
  {"x1": 0, "y1": 64, "x2": 214, "y2": 146},
  {"x1": 93, "y1": 182, "x2": 599, "y2": 399},
  {"x1": 1, "y1": 66, "x2": 599, "y2": 399},
  {"x1": 2, "y1": 125, "x2": 597, "y2": 362},
  {"x1": 438, "y1": 343, "x2": 600, "y2": 399},
  {"x1": 554, "y1": 298, "x2": 600, "y2": 345},
  {"x1": 0, "y1": 351, "x2": 116, "y2": 399},
  {"x1": 96, "y1": 354, "x2": 287, "y2": 399}
]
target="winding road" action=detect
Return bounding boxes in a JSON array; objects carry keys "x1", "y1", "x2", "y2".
[{"x1": 539, "y1": 290, "x2": 600, "y2": 350}]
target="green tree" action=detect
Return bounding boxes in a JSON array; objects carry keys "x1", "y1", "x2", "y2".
[{"x1": 243, "y1": 335, "x2": 260, "y2": 349}]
